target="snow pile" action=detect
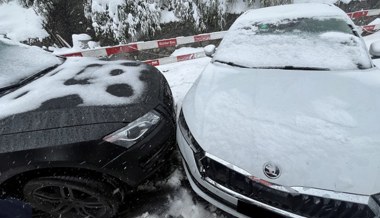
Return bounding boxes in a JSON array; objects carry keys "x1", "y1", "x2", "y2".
[
  {"x1": 0, "y1": 1, "x2": 48, "y2": 41},
  {"x1": 52, "y1": 34, "x2": 100, "y2": 55},
  {"x1": 72, "y1": 34, "x2": 92, "y2": 49},
  {"x1": 0, "y1": 55, "x2": 146, "y2": 118},
  {"x1": 133, "y1": 169, "x2": 222, "y2": 218},
  {"x1": 165, "y1": 189, "x2": 219, "y2": 218},
  {"x1": 0, "y1": 38, "x2": 62, "y2": 88}
]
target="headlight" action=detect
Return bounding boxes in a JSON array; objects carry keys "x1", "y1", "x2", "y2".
[
  {"x1": 178, "y1": 109, "x2": 202, "y2": 153},
  {"x1": 103, "y1": 110, "x2": 161, "y2": 148}
]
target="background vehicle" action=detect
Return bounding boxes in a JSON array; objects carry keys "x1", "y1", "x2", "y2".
[
  {"x1": 178, "y1": 3, "x2": 380, "y2": 218},
  {"x1": 0, "y1": 38, "x2": 176, "y2": 218}
]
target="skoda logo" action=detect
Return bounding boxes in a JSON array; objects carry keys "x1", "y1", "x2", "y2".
[{"x1": 263, "y1": 162, "x2": 281, "y2": 179}]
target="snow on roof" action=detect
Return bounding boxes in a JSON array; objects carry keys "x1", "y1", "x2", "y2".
[
  {"x1": 0, "y1": 57, "x2": 147, "y2": 119},
  {"x1": 0, "y1": 37, "x2": 62, "y2": 88},
  {"x1": 238, "y1": 3, "x2": 350, "y2": 24}
]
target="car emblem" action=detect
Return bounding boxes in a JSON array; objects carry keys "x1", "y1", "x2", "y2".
[{"x1": 263, "y1": 162, "x2": 281, "y2": 179}]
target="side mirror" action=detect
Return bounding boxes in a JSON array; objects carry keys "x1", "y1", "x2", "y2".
[
  {"x1": 370, "y1": 41, "x2": 380, "y2": 58},
  {"x1": 204, "y1": 44, "x2": 216, "y2": 58}
]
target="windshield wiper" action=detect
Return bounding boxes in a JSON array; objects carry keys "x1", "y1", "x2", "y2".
[
  {"x1": 253, "y1": 66, "x2": 330, "y2": 71},
  {"x1": 213, "y1": 60, "x2": 249, "y2": 68},
  {"x1": 213, "y1": 60, "x2": 330, "y2": 71},
  {"x1": 0, "y1": 64, "x2": 61, "y2": 93}
]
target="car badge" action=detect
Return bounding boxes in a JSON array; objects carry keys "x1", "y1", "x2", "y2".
[{"x1": 263, "y1": 162, "x2": 281, "y2": 179}]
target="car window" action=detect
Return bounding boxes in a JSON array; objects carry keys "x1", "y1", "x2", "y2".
[
  {"x1": 0, "y1": 38, "x2": 62, "y2": 89},
  {"x1": 214, "y1": 17, "x2": 373, "y2": 71}
]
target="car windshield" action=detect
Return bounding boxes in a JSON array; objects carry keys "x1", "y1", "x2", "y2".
[
  {"x1": 214, "y1": 17, "x2": 373, "y2": 70},
  {"x1": 0, "y1": 38, "x2": 62, "y2": 90}
]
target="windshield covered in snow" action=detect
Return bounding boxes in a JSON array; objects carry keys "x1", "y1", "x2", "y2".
[
  {"x1": 0, "y1": 38, "x2": 62, "y2": 89},
  {"x1": 214, "y1": 17, "x2": 373, "y2": 70}
]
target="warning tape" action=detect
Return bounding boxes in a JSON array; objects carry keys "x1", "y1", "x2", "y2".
[
  {"x1": 59, "y1": 8, "x2": 380, "y2": 63},
  {"x1": 347, "y1": 9, "x2": 380, "y2": 19},
  {"x1": 143, "y1": 51, "x2": 206, "y2": 66},
  {"x1": 361, "y1": 24, "x2": 380, "y2": 32},
  {"x1": 61, "y1": 31, "x2": 226, "y2": 58}
]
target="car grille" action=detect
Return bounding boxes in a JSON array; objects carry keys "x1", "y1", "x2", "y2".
[{"x1": 201, "y1": 156, "x2": 375, "y2": 218}]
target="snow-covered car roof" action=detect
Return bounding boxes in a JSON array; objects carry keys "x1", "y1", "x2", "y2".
[
  {"x1": 0, "y1": 38, "x2": 62, "y2": 89},
  {"x1": 213, "y1": 3, "x2": 373, "y2": 71}
]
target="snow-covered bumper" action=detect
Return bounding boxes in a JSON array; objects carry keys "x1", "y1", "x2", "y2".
[{"x1": 177, "y1": 111, "x2": 379, "y2": 218}]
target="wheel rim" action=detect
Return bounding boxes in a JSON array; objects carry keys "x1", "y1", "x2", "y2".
[{"x1": 30, "y1": 184, "x2": 110, "y2": 217}]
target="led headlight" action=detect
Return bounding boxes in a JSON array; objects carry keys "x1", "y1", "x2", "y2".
[{"x1": 103, "y1": 110, "x2": 161, "y2": 148}]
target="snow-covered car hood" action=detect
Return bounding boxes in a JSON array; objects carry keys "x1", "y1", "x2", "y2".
[
  {"x1": 0, "y1": 58, "x2": 161, "y2": 135},
  {"x1": 182, "y1": 62, "x2": 380, "y2": 196}
]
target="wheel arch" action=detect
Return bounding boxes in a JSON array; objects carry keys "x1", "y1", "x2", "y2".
[{"x1": 0, "y1": 166, "x2": 128, "y2": 200}]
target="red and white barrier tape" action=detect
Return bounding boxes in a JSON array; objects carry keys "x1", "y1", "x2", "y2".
[
  {"x1": 143, "y1": 51, "x2": 206, "y2": 66},
  {"x1": 61, "y1": 31, "x2": 226, "y2": 58},
  {"x1": 347, "y1": 9, "x2": 380, "y2": 19},
  {"x1": 361, "y1": 24, "x2": 380, "y2": 32},
  {"x1": 59, "y1": 8, "x2": 380, "y2": 64}
]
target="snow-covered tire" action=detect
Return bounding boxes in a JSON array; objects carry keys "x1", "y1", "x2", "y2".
[{"x1": 23, "y1": 176, "x2": 121, "y2": 218}]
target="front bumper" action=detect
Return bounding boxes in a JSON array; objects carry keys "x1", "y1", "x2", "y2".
[
  {"x1": 177, "y1": 127, "x2": 378, "y2": 218},
  {"x1": 177, "y1": 128, "x2": 298, "y2": 218},
  {"x1": 0, "y1": 107, "x2": 175, "y2": 188}
]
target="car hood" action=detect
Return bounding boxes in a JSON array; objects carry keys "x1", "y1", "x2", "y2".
[
  {"x1": 0, "y1": 58, "x2": 161, "y2": 135},
  {"x1": 183, "y1": 62, "x2": 380, "y2": 196}
]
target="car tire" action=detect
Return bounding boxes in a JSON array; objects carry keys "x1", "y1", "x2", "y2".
[{"x1": 23, "y1": 176, "x2": 121, "y2": 218}]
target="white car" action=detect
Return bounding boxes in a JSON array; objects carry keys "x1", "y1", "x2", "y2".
[{"x1": 177, "y1": 3, "x2": 380, "y2": 218}]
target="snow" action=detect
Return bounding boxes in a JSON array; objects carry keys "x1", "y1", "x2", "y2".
[
  {"x1": 369, "y1": 18, "x2": 380, "y2": 26},
  {"x1": 160, "y1": 10, "x2": 180, "y2": 24},
  {"x1": 364, "y1": 31, "x2": 380, "y2": 49},
  {"x1": 237, "y1": 3, "x2": 349, "y2": 24},
  {"x1": 227, "y1": 1, "x2": 252, "y2": 14},
  {"x1": 52, "y1": 34, "x2": 100, "y2": 55},
  {"x1": 0, "y1": 38, "x2": 62, "y2": 89},
  {"x1": 170, "y1": 47, "x2": 205, "y2": 56},
  {"x1": 182, "y1": 61, "x2": 380, "y2": 195},
  {"x1": 158, "y1": 57, "x2": 210, "y2": 108},
  {"x1": 72, "y1": 34, "x2": 92, "y2": 49},
  {"x1": 0, "y1": 1, "x2": 48, "y2": 41},
  {"x1": 294, "y1": 0, "x2": 352, "y2": 3},
  {"x1": 0, "y1": 56, "x2": 146, "y2": 119},
  {"x1": 215, "y1": 4, "x2": 371, "y2": 71}
]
